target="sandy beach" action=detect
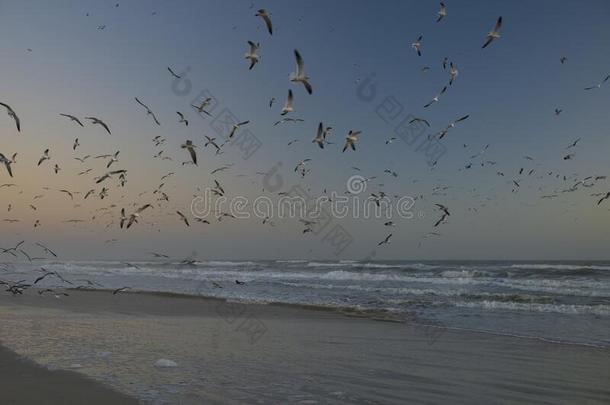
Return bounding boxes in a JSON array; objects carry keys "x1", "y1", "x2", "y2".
[{"x1": 0, "y1": 289, "x2": 608, "y2": 404}]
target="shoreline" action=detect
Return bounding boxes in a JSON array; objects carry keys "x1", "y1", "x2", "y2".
[{"x1": 1, "y1": 288, "x2": 609, "y2": 404}]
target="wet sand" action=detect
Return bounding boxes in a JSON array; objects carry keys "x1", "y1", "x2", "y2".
[
  {"x1": 0, "y1": 344, "x2": 137, "y2": 405},
  {"x1": 0, "y1": 289, "x2": 608, "y2": 404}
]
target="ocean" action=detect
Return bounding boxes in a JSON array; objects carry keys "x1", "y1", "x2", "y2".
[{"x1": 3, "y1": 259, "x2": 609, "y2": 347}]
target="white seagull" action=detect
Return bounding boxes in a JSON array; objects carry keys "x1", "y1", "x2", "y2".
[
  {"x1": 255, "y1": 9, "x2": 273, "y2": 35},
  {"x1": 281, "y1": 89, "x2": 294, "y2": 115},
  {"x1": 343, "y1": 130, "x2": 361, "y2": 152},
  {"x1": 482, "y1": 16, "x2": 502, "y2": 49},
  {"x1": 245, "y1": 41, "x2": 260, "y2": 70},
  {"x1": 436, "y1": 2, "x2": 446, "y2": 22},
  {"x1": 290, "y1": 50, "x2": 313, "y2": 94},
  {"x1": 411, "y1": 35, "x2": 423, "y2": 56}
]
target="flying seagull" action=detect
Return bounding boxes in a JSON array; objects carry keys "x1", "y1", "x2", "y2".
[
  {"x1": 411, "y1": 35, "x2": 423, "y2": 56},
  {"x1": 0, "y1": 154, "x2": 13, "y2": 177},
  {"x1": 436, "y1": 2, "x2": 446, "y2": 22},
  {"x1": 378, "y1": 234, "x2": 392, "y2": 246},
  {"x1": 38, "y1": 149, "x2": 50, "y2": 166},
  {"x1": 181, "y1": 140, "x2": 197, "y2": 165},
  {"x1": 134, "y1": 97, "x2": 161, "y2": 125},
  {"x1": 424, "y1": 86, "x2": 447, "y2": 108},
  {"x1": 482, "y1": 16, "x2": 502, "y2": 49},
  {"x1": 312, "y1": 122, "x2": 325, "y2": 149},
  {"x1": 245, "y1": 41, "x2": 260, "y2": 70},
  {"x1": 597, "y1": 192, "x2": 610, "y2": 205},
  {"x1": 176, "y1": 111, "x2": 188, "y2": 126},
  {"x1": 228, "y1": 121, "x2": 249, "y2": 138},
  {"x1": 176, "y1": 211, "x2": 190, "y2": 227},
  {"x1": 281, "y1": 89, "x2": 294, "y2": 115},
  {"x1": 0, "y1": 102, "x2": 20, "y2": 132},
  {"x1": 167, "y1": 67, "x2": 181, "y2": 79},
  {"x1": 290, "y1": 50, "x2": 313, "y2": 94},
  {"x1": 255, "y1": 9, "x2": 273, "y2": 35},
  {"x1": 343, "y1": 130, "x2": 361, "y2": 152},
  {"x1": 434, "y1": 204, "x2": 450, "y2": 227},
  {"x1": 60, "y1": 113, "x2": 84, "y2": 127},
  {"x1": 584, "y1": 74, "x2": 609, "y2": 90},
  {"x1": 85, "y1": 116, "x2": 111, "y2": 134}
]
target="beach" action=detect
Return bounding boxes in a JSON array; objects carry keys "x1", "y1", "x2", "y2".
[{"x1": 0, "y1": 289, "x2": 608, "y2": 404}]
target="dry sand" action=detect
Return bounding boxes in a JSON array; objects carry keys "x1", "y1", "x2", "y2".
[{"x1": 0, "y1": 289, "x2": 608, "y2": 404}]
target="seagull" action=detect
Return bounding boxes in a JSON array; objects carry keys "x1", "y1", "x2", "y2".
[
  {"x1": 54, "y1": 164, "x2": 61, "y2": 174},
  {"x1": 59, "y1": 113, "x2": 85, "y2": 128},
  {"x1": 449, "y1": 62, "x2": 458, "y2": 85},
  {"x1": 125, "y1": 204, "x2": 152, "y2": 229},
  {"x1": 73, "y1": 138, "x2": 80, "y2": 150},
  {"x1": 434, "y1": 204, "x2": 450, "y2": 227},
  {"x1": 482, "y1": 16, "x2": 502, "y2": 49},
  {"x1": 378, "y1": 234, "x2": 392, "y2": 246},
  {"x1": 204, "y1": 136, "x2": 220, "y2": 151},
  {"x1": 566, "y1": 138, "x2": 580, "y2": 149},
  {"x1": 85, "y1": 116, "x2": 111, "y2": 134},
  {"x1": 0, "y1": 154, "x2": 13, "y2": 177},
  {"x1": 269, "y1": 97, "x2": 276, "y2": 108},
  {"x1": 134, "y1": 97, "x2": 161, "y2": 125},
  {"x1": 229, "y1": 121, "x2": 250, "y2": 138},
  {"x1": 167, "y1": 67, "x2": 181, "y2": 79},
  {"x1": 343, "y1": 130, "x2": 361, "y2": 152},
  {"x1": 95, "y1": 169, "x2": 127, "y2": 184},
  {"x1": 38, "y1": 149, "x2": 50, "y2": 166},
  {"x1": 181, "y1": 140, "x2": 197, "y2": 165},
  {"x1": 281, "y1": 89, "x2": 294, "y2": 115},
  {"x1": 409, "y1": 117, "x2": 430, "y2": 127},
  {"x1": 290, "y1": 50, "x2": 313, "y2": 94},
  {"x1": 176, "y1": 211, "x2": 190, "y2": 227},
  {"x1": 584, "y1": 74, "x2": 609, "y2": 90},
  {"x1": 106, "y1": 151, "x2": 120, "y2": 168},
  {"x1": 597, "y1": 192, "x2": 610, "y2": 205},
  {"x1": 312, "y1": 122, "x2": 325, "y2": 149},
  {"x1": 113, "y1": 286, "x2": 131, "y2": 295},
  {"x1": 411, "y1": 35, "x2": 423, "y2": 56},
  {"x1": 555, "y1": 108, "x2": 562, "y2": 115},
  {"x1": 245, "y1": 41, "x2": 260, "y2": 70},
  {"x1": 294, "y1": 159, "x2": 311, "y2": 173},
  {"x1": 436, "y1": 2, "x2": 446, "y2": 22},
  {"x1": 560, "y1": 56, "x2": 567, "y2": 64},
  {"x1": 0, "y1": 102, "x2": 20, "y2": 132},
  {"x1": 235, "y1": 279, "x2": 246, "y2": 285},
  {"x1": 176, "y1": 111, "x2": 188, "y2": 126},
  {"x1": 191, "y1": 98, "x2": 213, "y2": 116},
  {"x1": 438, "y1": 115, "x2": 470, "y2": 139},
  {"x1": 36, "y1": 242, "x2": 57, "y2": 257},
  {"x1": 255, "y1": 9, "x2": 273, "y2": 35},
  {"x1": 424, "y1": 86, "x2": 447, "y2": 108}
]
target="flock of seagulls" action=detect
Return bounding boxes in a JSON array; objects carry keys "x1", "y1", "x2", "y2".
[{"x1": 1, "y1": 2, "x2": 609, "y2": 300}]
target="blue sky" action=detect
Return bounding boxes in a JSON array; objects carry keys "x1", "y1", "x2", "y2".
[{"x1": 0, "y1": 0, "x2": 609, "y2": 260}]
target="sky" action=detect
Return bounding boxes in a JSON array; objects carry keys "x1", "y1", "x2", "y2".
[{"x1": 0, "y1": 0, "x2": 609, "y2": 261}]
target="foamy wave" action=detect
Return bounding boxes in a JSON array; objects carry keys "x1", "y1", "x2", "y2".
[
  {"x1": 454, "y1": 301, "x2": 610, "y2": 316},
  {"x1": 510, "y1": 264, "x2": 610, "y2": 271}
]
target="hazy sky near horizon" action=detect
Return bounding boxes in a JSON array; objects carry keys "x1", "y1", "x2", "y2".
[{"x1": 0, "y1": 0, "x2": 609, "y2": 261}]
